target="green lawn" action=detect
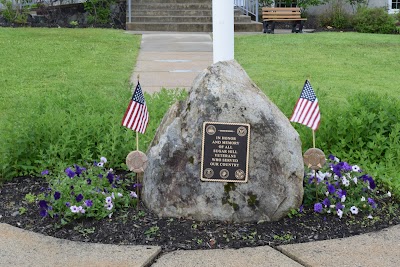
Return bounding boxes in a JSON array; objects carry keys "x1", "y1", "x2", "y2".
[
  {"x1": 235, "y1": 32, "x2": 400, "y2": 196},
  {"x1": 235, "y1": 32, "x2": 400, "y2": 109},
  {"x1": 1, "y1": 29, "x2": 399, "y2": 196}
]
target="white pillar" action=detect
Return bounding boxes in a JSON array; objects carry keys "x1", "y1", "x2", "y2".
[{"x1": 212, "y1": 0, "x2": 234, "y2": 64}]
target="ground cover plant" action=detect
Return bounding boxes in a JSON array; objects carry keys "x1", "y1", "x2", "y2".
[{"x1": 0, "y1": 29, "x2": 399, "y2": 251}]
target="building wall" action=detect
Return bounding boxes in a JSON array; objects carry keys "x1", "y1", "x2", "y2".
[{"x1": 306, "y1": 0, "x2": 397, "y2": 15}]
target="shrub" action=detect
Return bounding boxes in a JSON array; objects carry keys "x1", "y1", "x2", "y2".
[
  {"x1": 354, "y1": 7, "x2": 397, "y2": 34},
  {"x1": 318, "y1": 0, "x2": 353, "y2": 29},
  {"x1": 0, "y1": 0, "x2": 28, "y2": 24}
]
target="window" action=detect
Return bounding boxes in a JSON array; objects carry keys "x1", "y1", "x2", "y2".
[
  {"x1": 274, "y1": 0, "x2": 297, "y2": 8},
  {"x1": 392, "y1": 0, "x2": 400, "y2": 9}
]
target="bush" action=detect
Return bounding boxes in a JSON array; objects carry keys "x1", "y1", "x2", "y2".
[
  {"x1": 318, "y1": 1, "x2": 353, "y2": 29},
  {"x1": 314, "y1": 92, "x2": 400, "y2": 196},
  {"x1": 0, "y1": 0, "x2": 28, "y2": 24},
  {"x1": 354, "y1": 7, "x2": 397, "y2": 34}
]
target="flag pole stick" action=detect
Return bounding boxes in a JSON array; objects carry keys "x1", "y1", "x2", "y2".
[{"x1": 312, "y1": 130, "x2": 316, "y2": 148}]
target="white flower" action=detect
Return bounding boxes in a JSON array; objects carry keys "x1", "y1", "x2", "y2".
[
  {"x1": 325, "y1": 172, "x2": 332, "y2": 178},
  {"x1": 342, "y1": 178, "x2": 350, "y2": 187},
  {"x1": 387, "y1": 191, "x2": 391, "y2": 197},
  {"x1": 352, "y1": 165, "x2": 360, "y2": 172},
  {"x1": 130, "y1": 191, "x2": 138, "y2": 198},
  {"x1": 70, "y1": 206, "x2": 79, "y2": 213},
  {"x1": 330, "y1": 205, "x2": 335, "y2": 209},
  {"x1": 333, "y1": 175, "x2": 339, "y2": 181},
  {"x1": 117, "y1": 193, "x2": 123, "y2": 197},
  {"x1": 97, "y1": 162, "x2": 104, "y2": 167},
  {"x1": 334, "y1": 157, "x2": 340, "y2": 163},
  {"x1": 108, "y1": 213, "x2": 113, "y2": 218},
  {"x1": 100, "y1": 156, "x2": 107, "y2": 163},
  {"x1": 105, "y1": 203, "x2": 113, "y2": 210},
  {"x1": 341, "y1": 195, "x2": 346, "y2": 202},
  {"x1": 105, "y1": 196, "x2": 112, "y2": 204},
  {"x1": 353, "y1": 177, "x2": 358, "y2": 184},
  {"x1": 316, "y1": 171, "x2": 326, "y2": 181},
  {"x1": 325, "y1": 191, "x2": 329, "y2": 196},
  {"x1": 350, "y1": 206, "x2": 359, "y2": 215},
  {"x1": 361, "y1": 196, "x2": 366, "y2": 202},
  {"x1": 367, "y1": 214, "x2": 373, "y2": 219},
  {"x1": 337, "y1": 209, "x2": 343, "y2": 218},
  {"x1": 327, "y1": 209, "x2": 331, "y2": 213},
  {"x1": 111, "y1": 192, "x2": 115, "y2": 199},
  {"x1": 80, "y1": 208, "x2": 86, "y2": 214}
]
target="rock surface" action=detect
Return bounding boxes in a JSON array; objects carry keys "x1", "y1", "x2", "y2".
[{"x1": 143, "y1": 60, "x2": 304, "y2": 222}]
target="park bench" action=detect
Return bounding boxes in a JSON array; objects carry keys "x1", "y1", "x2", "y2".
[{"x1": 262, "y1": 7, "x2": 307, "y2": 34}]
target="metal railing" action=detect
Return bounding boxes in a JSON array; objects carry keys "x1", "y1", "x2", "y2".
[{"x1": 234, "y1": 0, "x2": 259, "y2": 22}]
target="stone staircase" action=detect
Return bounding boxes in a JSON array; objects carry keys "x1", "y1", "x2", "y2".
[{"x1": 126, "y1": 0, "x2": 262, "y2": 32}]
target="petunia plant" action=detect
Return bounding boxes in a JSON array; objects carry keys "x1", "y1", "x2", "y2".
[
  {"x1": 38, "y1": 157, "x2": 139, "y2": 224},
  {"x1": 303, "y1": 154, "x2": 391, "y2": 219}
]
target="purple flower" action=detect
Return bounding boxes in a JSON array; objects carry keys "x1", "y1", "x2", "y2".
[
  {"x1": 84, "y1": 200, "x2": 93, "y2": 207},
  {"x1": 328, "y1": 154, "x2": 335, "y2": 160},
  {"x1": 336, "y1": 189, "x2": 347, "y2": 199},
  {"x1": 331, "y1": 164, "x2": 343, "y2": 178},
  {"x1": 368, "y1": 198, "x2": 377, "y2": 209},
  {"x1": 98, "y1": 174, "x2": 103, "y2": 178},
  {"x1": 361, "y1": 175, "x2": 376, "y2": 189},
  {"x1": 322, "y1": 198, "x2": 331, "y2": 207},
  {"x1": 314, "y1": 203, "x2": 323, "y2": 213},
  {"x1": 39, "y1": 209, "x2": 48, "y2": 217},
  {"x1": 39, "y1": 200, "x2": 48, "y2": 209},
  {"x1": 65, "y1": 167, "x2": 76, "y2": 178},
  {"x1": 340, "y1": 162, "x2": 352, "y2": 172},
  {"x1": 74, "y1": 165, "x2": 86, "y2": 176},
  {"x1": 107, "y1": 172, "x2": 114, "y2": 184},
  {"x1": 65, "y1": 202, "x2": 71, "y2": 207},
  {"x1": 336, "y1": 202, "x2": 344, "y2": 210},
  {"x1": 87, "y1": 179, "x2": 92, "y2": 185},
  {"x1": 41, "y1": 170, "x2": 49, "y2": 176},
  {"x1": 327, "y1": 184, "x2": 335, "y2": 194},
  {"x1": 54, "y1": 191, "x2": 61, "y2": 200},
  {"x1": 76, "y1": 194, "x2": 84, "y2": 202},
  {"x1": 133, "y1": 183, "x2": 142, "y2": 189},
  {"x1": 299, "y1": 205, "x2": 304, "y2": 213}
]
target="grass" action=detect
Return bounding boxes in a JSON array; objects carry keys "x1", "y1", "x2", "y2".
[
  {"x1": 235, "y1": 32, "x2": 400, "y2": 196},
  {"x1": 0, "y1": 29, "x2": 399, "y2": 197},
  {"x1": 0, "y1": 28, "x2": 185, "y2": 180}
]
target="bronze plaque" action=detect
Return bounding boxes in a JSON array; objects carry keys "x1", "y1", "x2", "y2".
[
  {"x1": 201, "y1": 122, "x2": 250, "y2": 183},
  {"x1": 303, "y1": 148, "x2": 326, "y2": 170}
]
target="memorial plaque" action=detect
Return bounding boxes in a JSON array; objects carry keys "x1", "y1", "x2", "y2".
[{"x1": 201, "y1": 122, "x2": 250, "y2": 183}]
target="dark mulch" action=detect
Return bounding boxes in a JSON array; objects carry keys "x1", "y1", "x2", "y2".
[{"x1": 1, "y1": 176, "x2": 399, "y2": 252}]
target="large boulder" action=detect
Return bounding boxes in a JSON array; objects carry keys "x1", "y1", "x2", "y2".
[{"x1": 143, "y1": 60, "x2": 304, "y2": 222}]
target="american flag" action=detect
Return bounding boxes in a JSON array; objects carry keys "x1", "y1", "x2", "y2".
[
  {"x1": 289, "y1": 80, "x2": 320, "y2": 131},
  {"x1": 121, "y1": 81, "x2": 149, "y2": 134}
]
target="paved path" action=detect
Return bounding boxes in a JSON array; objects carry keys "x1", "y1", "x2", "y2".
[
  {"x1": 1, "y1": 222, "x2": 399, "y2": 267},
  {"x1": 129, "y1": 32, "x2": 213, "y2": 93},
  {"x1": 1, "y1": 31, "x2": 399, "y2": 267}
]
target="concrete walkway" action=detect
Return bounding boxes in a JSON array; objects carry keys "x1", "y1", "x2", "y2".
[
  {"x1": 1, "y1": 222, "x2": 399, "y2": 267},
  {"x1": 1, "y1": 31, "x2": 399, "y2": 267},
  {"x1": 129, "y1": 32, "x2": 213, "y2": 93}
]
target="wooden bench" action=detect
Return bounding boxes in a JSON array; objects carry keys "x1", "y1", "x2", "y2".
[{"x1": 262, "y1": 7, "x2": 307, "y2": 34}]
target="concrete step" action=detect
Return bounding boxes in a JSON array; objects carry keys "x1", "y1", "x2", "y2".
[
  {"x1": 129, "y1": 15, "x2": 251, "y2": 23},
  {"x1": 131, "y1": 3, "x2": 212, "y2": 10},
  {"x1": 126, "y1": 22, "x2": 263, "y2": 32},
  {"x1": 134, "y1": 0, "x2": 211, "y2": 3},
  {"x1": 130, "y1": 10, "x2": 212, "y2": 16}
]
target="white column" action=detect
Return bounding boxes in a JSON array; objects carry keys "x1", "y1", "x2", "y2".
[{"x1": 212, "y1": 0, "x2": 234, "y2": 63}]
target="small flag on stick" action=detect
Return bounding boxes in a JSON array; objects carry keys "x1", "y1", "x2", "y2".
[
  {"x1": 122, "y1": 81, "x2": 149, "y2": 134},
  {"x1": 289, "y1": 80, "x2": 320, "y2": 131}
]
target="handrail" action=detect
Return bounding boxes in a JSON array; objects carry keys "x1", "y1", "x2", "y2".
[{"x1": 233, "y1": 0, "x2": 259, "y2": 22}]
